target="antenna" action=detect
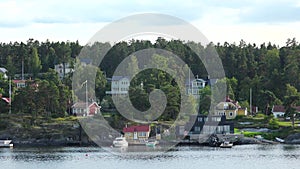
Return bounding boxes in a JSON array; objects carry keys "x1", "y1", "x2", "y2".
[{"x1": 22, "y1": 59, "x2": 24, "y2": 80}]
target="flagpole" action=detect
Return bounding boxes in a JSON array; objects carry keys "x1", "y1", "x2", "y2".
[
  {"x1": 83, "y1": 80, "x2": 88, "y2": 116},
  {"x1": 9, "y1": 77, "x2": 11, "y2": 114}
]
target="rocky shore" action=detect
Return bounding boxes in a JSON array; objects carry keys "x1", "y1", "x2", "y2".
[{"x1": 1, "y1": 115, "x2": 300, "y2": 147}]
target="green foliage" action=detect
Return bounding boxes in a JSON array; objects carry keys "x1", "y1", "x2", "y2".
[
  {"x1": 2, "y1": 38, "x2": 300, "y2": 122},
  {"x1": 29, "y1": 47, "x2": 42, "y2": 78},
  {"x1": 268, "y1": 117, "x2": 280, "y2": 129}
]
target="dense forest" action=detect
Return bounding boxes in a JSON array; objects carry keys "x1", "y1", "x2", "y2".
[{"x1": 0, "y1": 38, "x2": 300, "y2": 122}]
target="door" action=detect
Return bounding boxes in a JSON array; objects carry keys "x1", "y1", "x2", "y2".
[{"x1": 133, "y1": 132, "x2": 138, "y2": 140}]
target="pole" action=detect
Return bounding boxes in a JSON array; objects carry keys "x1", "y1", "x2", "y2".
[
  {"x1": 9, "y1": 77, "x2": 11, "y2": 114},
  {"x1": 250, "y1": 88, "x2": 252, "y2": 116},
  {"x1": 85, "y1": 80, "x2": 88, "y2": 116},
  {"x1": 22, "y1": 59, "x2": 24, "y2": 80}
]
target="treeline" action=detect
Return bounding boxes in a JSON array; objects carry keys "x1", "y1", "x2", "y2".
[{"x1": 1, "y1": 38, "x2": 300, "y2": 118}]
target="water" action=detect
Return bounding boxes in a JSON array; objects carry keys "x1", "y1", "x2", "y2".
[{"x1": 0, "y1": 144, "x2": 299, "y2": 169}]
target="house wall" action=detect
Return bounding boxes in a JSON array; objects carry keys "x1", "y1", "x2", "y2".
[
  {"x1": 106, "y1": 77, "x2": 130, "y2": 95},
  {"x1": 124, "y1": 131, "x2": 150, "y2": 140},
  {"x1": 273, "y1": 112, "x2": 285, "y2": 118},
  {"x1": 237, "y1": 109, "x2": 248, "y2": 116}
]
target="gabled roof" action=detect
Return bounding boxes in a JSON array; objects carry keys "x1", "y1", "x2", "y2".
[
  {"x1": 80, "y1": 58, "x2": 92, "y2": 64},
  {"x1": 72, "y1": 102, "x2": 100, "y2": 108},
  {"x1": 111, "y1": 76, "x2": 129, "y2": 81},
  {"x1": 12, "y1": 80, "x2": 26, "y2": 83},
  {"x1": 272, "y1": 105, "x2": 300, "y2": 113},
  {"x1": 185, "y1": 78, "x2": 206, "y2": 85},
  {"x1": 224, "y1": 96, "x2": 240, "y2": 108},
  {"x1": 0, "y1": 67, "x2": 7, "y2": 73},
  {"x1": 123, "y1": 125, "x2": 150, "y2": 132}
]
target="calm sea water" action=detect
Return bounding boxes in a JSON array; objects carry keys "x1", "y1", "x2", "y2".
[{"x1": 0, "y1": 144, "x2": 299, "y2": 169}]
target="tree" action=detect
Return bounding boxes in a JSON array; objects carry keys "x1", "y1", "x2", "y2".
[
  {"x1": 29, "y1": 47, "x2": 42, "y2": 78},
  {"x1": 284, "y1": 84, "x2": 300, "y2": 128},
  {"x1": 198, "y1": 86, "x2": 212, "y2": 114},
  {"x1": 5, "y1": 55, "x2": 16, "y2": 77}
]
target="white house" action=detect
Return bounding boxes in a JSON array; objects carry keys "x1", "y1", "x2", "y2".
[
  {"x1": 186, "y1": 78, "x2": 206, "y2": 98},
  {"x1": 54, "y1": 63, "x2": 73, "y2": 79},
  {"x1": 72, "y1": 102, "x2": 101, "y2": 116},
  {"x1": 272, "y1": 105, "x2": 300, "y2": 118},
  {"x1": 106, "y1": 76, "x2": 130, "y2": 95},
  {"x1": 0, "y1": 67, "x2": 8, "y2": 79},
  {"x1": 12, "y1": 80, "x2": 27, "y2": 88}
]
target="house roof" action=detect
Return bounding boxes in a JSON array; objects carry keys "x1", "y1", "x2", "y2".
[
  {"x1": 111, "y1": 76, "x2": 129, "y2": 81},
  {"x1": 80, "y1": 58, "x2": 92, "y2": 64},
  {"x1": 12, "y1": 80, "x2": 26, "y2": 83},
  {"x1": 224, "y1": 96, "x2": 240, "y2": 108},
  {"x1": 72, "y1": 102, "x2": 100, "y2": 108},
  {"x1": 272, "y1": 105, "x2": 300, "y2": 113},
  {"x1": 185, "y1": 78, "x2": 206, "y2": 85},
  {"x1": 123, "y1": 125, "x2": 150, "y2": 132},
  {"x1": 0, "y1": 67, "x2": 7, "y2": 73}
]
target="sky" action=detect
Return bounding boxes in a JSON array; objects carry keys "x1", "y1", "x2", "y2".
[{"x1": 1, "y1": 0, "x2": 300, "y2": 46}]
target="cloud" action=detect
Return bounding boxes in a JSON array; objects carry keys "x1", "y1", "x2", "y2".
[{"x1": 238, "y1": 1, "x2": 300, "y2": 23}]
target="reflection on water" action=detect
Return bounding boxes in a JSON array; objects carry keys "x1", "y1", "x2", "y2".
[{"x1": 0, "y1": 144, "x2": 299, "y2": 169}]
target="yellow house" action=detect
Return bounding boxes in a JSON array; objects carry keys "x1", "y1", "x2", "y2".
[
  {"x1": 214, "y1": 96, "x2": 248, "y2": 119},
  {"x1": 123, "y1": 125, "x2": 151, "y2": 141},
  {"x1": 237, "y1": 108, "x2": 248, "y2": 116},
  {"x1": 215, "y1": 101, "x2": 238, "y2": 119}
]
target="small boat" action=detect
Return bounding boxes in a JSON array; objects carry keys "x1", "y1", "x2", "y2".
[
  {"x1": 220, "y1": 141, "x2": 233, "y2": 148},
  {"x1": 145, "y1": 140, "x2": 157, "y2": 147},
  {"x1": 112, "y1": 137, "x2": 128, "y2": 147},
  {"x1": 275, "y1": 137, "x2": 285, "y2": 143},
  {"x1": 254, "y1": 135, "x2": 264, "y2": 140},
  {"x1": 0, "y1": 140, "x2": 13, "y2": 148}
]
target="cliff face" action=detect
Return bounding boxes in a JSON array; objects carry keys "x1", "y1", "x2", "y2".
[{"x1": 0, "y1": 115, "x2": 91, "y2": 146}]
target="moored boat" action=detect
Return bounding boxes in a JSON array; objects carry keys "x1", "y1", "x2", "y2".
[
  {"x1": 220, "y1": 141, "x2": 233, "y2": 148},
  {"x1": 112, "y1": 137, "x2": 128, "y2": 147},
  {"x1": 145, "y1": 140, "x2": 158, "y2": 147},
  {"x1": 0, "y1": 140, "x2": 13, "y2": 148},
  {"x1": 275, "y1": 137, "x2": 285, "y2": 143}
]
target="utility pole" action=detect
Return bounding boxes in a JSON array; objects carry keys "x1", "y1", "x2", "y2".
[
  {"x1": 83, "y1": 80, "x2": 88, "y2": 116},
  {"x1": 250, "y1": 88, "x2": 252, "y2": 116},
  {"x1": 9, "y1": 77, "x2": 11, "y2": 114}
]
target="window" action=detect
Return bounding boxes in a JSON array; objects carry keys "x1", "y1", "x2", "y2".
[
  {"x1": 212, "y1": 117, "x2": 221, "y2": 122},
  {"x1": 194, "y1": 126, "x2": 201, "y2": 132},
  {"x1": 229, "y1": 112, "x2": 233, "y2": 116},
  {"x1": 197, "y1": 117, "x2": 203, "y2": 122},
  {"x1": 138, "y1": 132, "x2": 147, "y2": 137}
]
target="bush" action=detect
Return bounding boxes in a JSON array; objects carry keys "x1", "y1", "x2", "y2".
[{"x1": 268, "y1": 118, "x2": 280, "y2": 129}]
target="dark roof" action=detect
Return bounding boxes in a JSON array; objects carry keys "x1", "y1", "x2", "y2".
[
  {"x1": 272, "y1": 105, "x2": 300, "y2": 112},
  {"x1": 207, "y1": 78, "x2": 218, "y2": 86},
  {"x1": 111, "y1": 76, "x2": 129, "y2": 81},
  {"x1": 123, "y1": 125, "x2": 150, "y2": 132},
  {"x1": 224, "y1": 96, "x2": 240, "y2": 108},
  {"x1": 80, "y1": 58, "x2": 92, "y2": 64}
]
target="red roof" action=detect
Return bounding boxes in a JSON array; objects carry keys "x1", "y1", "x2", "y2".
[
  {"x1": 123, "y1": 125, "x2": 150, "y2": 133},
  {"x1": 273, "y1": 105, "x2": 300, "y2": 112},
  {"x1": 12, "y1": 80, "x2": 26, "y2": 83}
]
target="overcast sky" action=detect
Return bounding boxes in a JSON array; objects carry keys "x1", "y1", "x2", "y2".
[{"x1": 1, "y1": 0, "x2": 300, "y2": 46}]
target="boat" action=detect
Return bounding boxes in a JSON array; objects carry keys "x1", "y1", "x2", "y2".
[
  {"x1": 112, "y1": 137, "x2": 128, "y2": 147},
  {"x1": 0, "y1": 140, "x2": 13, "y2": 148},
  {"x1": 275, "y1": 137, "x2": 285, "y2": 143},
  {"x1": 220, "y1": 141, "x2": 233, "y2": 148},
  {"x1": 254, "y1": 135, "x2": 264, "y2": 140},
  {"x1": 145, "y1": 140, "x2": 157, "y2": 147}
]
